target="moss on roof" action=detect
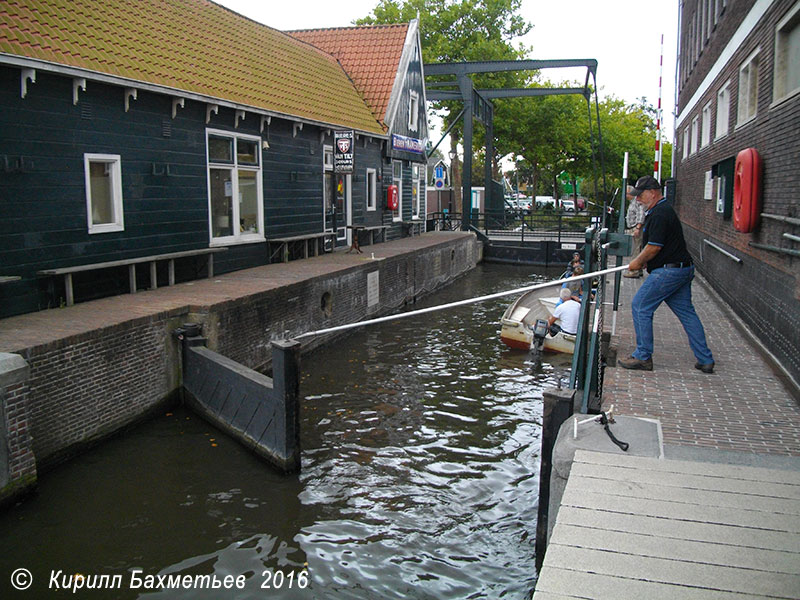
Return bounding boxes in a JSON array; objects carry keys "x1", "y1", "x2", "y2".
[{"x1": 0, "y1": 0, "x2": 386, "y2": 134}]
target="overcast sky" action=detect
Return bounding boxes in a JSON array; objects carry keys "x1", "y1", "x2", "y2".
[{"x1": 215, "y1": 0, "x2": 680, "y2": 146}]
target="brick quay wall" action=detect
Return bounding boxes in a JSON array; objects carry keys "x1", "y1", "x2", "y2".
[{"x1": 0, "y1": 232, "x2": 480, "y2": 497}]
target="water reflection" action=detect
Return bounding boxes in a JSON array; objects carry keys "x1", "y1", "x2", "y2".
[{"x1": 0, "y1": 263, "x2": 568, "y2": 599}]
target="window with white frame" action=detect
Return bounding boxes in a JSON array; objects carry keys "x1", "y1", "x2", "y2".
[
  {"x1": 84, "y1": 153, "x2": 124, "y2": 234},
  {"x1": 417, "y1": 164, "x2": 425, "y2": 219},
  {"x1": 408, "y1": 91, "x2": 419, "y2": 132},
  {"x1": 392, "y1": 160, "x2": 403, "y2": 222},
  {"x1": 715, "y1": 81, "x2": 731, "y2": 138},
  {"x1": 366, "y1": 168, "x2": 377, "y2": 211},
  {"x1": 701, "y1": 102, "x2": 712, "y2": 148},
  {"x1": 773, "y1": 1, "x2": 800, "y2": 103},
  {"x1": 683, "y1": 126, "x2": 690, "y2": 159},
  {"x1": 412, "y1": 164, "x2": 425, "y2": 219},
  {"x1": 691, "y1": 116, "x2": 699, "y2": 154},
  {"x1": 737, "y1": 49, "x2": 759, "y2": 125},
  {"x1": 207, "y1": 129, "x2": 263, "y2": 243}
]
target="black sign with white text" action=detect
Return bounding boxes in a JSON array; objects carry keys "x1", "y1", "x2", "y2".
[{"x1": 334, "y1": 130, "x2": 354, "y2": 173}]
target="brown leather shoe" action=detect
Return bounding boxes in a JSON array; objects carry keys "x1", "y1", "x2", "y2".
[
  {"x1": 618, "y1": 355, "x2": 653, "y2": 370},
  {"x1": 695, "y1": 361, "x2": 715, "y2": 374}
]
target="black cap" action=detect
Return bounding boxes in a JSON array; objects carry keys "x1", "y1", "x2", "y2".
[{"x1": 630, "y1": 176, "x2": 662, "y2": 196}]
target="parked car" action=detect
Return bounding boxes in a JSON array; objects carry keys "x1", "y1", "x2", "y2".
[
  {"x1": 535, "y1": 196, "x2": 557, "y2": 209},
  {"x1": 561, "y1": 199, "x2": 576, "y2": 212},
  {"x1": 505, "y1": 195, "x2": 532, "y2": 214}
]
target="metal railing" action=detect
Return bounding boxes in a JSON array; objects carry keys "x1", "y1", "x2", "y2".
[{"x1": 428, "y1": 210, "x2": 600, "y2": 243}]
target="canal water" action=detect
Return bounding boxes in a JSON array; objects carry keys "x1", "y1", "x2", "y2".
[{"x1": 1, "y1": 263, "x2": 572, "y2": 599}]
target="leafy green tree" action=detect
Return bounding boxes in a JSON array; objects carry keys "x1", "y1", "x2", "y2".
[
  {"x1": 357, "y1": 0, "x2": 531, "y2": 209},
  {"x1": 357, "y1": 1, "x2": 670, "y2": 214}
]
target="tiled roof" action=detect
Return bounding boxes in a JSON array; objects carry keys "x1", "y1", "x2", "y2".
[
  {"x1": 289, "y1": 24, "x2": 410, "y2": 129},
  {"x1": 0, "y1": 0, "x2": 385, "y2": 135}
]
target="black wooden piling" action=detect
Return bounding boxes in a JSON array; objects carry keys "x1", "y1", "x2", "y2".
[{"x1": 535, "y1": 386, "x2": 575, "y2": 570}]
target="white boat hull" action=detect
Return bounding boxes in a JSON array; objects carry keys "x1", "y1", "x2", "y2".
[{"x1": 499, "y1": 290, "x2": 576, "y2": 354}]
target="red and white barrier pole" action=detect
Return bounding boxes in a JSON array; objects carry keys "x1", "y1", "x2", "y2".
[{"x1": 654, "y1": 34, "x2": 664, "y2": 182}]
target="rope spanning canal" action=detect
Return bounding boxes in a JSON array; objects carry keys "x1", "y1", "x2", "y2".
[
  {"x1": 296, "y1": 263, "x2": 630, "y2": 339},
  {"x1": 0, "y1": 264, "x2": 577, "y2": 599}
]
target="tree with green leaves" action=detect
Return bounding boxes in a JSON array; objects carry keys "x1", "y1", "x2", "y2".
[{"x1": 357, "y1": 0, "x2": 531, "y2": 210}]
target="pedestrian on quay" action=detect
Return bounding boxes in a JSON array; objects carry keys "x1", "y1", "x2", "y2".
[
  {"x1": 623, "y1": 185, "x2": 645, "y2": 278},
  {"x1": 618, "y1": 176, "x2": 715, "y2": 373}
]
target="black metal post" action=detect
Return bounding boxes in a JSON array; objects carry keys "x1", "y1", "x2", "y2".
[{"x1": 460, "y1": 74, "x2": 473, "y2": 231}]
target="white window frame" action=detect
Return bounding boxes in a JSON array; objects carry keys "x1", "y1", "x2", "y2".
[
  {"x1": 366, "y1": 168, "x2": 377, "y2": 211},
  {"x1": 690, "y1": 116, "x2": 699, "y2": 155},
  {"x1": 392, "y1": 160, "x2": 403, "y2": 222},
  {"x1": 206, "y1": 128, "x2": 264, "y2": 246},
  {"x1": 408, "y1": 91, "x2": 419, "y2": 132},
  {"x1": 701, "y1": 101, "x2": 712, "y2": 148},
  {"x1": 773, "y1": 1, "x2": 800, "y2": 105},
  {"x1": 715, "y1": 80, "x2": 731, "y2": 139},
  {"x1": 417, "y1": 164, "x2": 426, "y2": 219},
  {"x1": 84, "y1": 153, "x2": 124, "y2": 234},
  {"x1": 323, "y1": 145, "x2": 334, "y2": 228},
  {"x1": 683, "y1": 126, "x2": 690, "y2": 160},
  {"x1": 412, "y1": 164, "x2": 424, "y2": 219},
  {"x1": 736, "y1": 48, "x2": 760, "y2": 127}
]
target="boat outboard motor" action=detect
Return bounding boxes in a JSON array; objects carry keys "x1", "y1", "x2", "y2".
[{"x1": 531, "y1": 319, "x2": 549, "y2": 353}]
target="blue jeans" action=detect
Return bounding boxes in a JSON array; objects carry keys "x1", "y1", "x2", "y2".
[{"x1": 631, "y1": 266, "x2": 714, "y2": 364}]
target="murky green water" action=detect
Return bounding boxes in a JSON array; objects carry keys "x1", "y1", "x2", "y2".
[{"x1": 1, "y1": 263, "x2": 571, "y2": 599}]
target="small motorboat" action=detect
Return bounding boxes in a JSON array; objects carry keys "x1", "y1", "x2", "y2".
[{"x1": 499, "y1": 288, "x2": 577, "y2": 354}]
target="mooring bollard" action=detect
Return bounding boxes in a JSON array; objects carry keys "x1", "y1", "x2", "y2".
[{"x1": 535, "y1": 385, "x2": 575, "y2": 571}]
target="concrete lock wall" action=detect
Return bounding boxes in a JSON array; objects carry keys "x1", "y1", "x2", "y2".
[{"x1": 4, "y1": 234, "x2": 480, "y2": 471}]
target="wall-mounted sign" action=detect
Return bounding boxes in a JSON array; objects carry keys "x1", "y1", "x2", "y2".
[
  {"x1": 704, "y1": 170, "x2": 713, "y2": 200},
  {"x1": 334, "y1": 130, "x2": 354, "y2": 173},
  {"x1": 391, "y1": 133, "x2": 424, "y2": 155}
]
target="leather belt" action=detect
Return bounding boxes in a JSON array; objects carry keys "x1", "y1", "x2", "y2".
[{"x1": 662, "y1": 261, "x2": 692, "y2": 268}]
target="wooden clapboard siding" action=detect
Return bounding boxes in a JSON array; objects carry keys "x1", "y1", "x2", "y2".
[{"x1": 0, "y1": 65, "x2": 388, "y2": 317}]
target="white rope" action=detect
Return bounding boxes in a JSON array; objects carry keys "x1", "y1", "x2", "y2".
[{"x1": 295, "y1": 264, "x2": 631, "y2": 340}]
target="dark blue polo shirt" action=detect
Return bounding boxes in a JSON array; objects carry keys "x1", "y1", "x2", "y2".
[{"x1": 642, "y1": 198, "x2": 692, "y2": 272}]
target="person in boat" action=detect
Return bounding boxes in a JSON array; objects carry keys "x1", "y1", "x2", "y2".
[
  {"x1": 563, "y1": 252, "x2": 583, "y2": 278},
  {"x1": 559, "y1": 266, "x2": 585, "y2": 303},
  {"x1": 618, "y1": 176, "x2": 715, "y2": 373},
  {"x1": 548, "y1": 288, "x2": 580, "y2": 336}
]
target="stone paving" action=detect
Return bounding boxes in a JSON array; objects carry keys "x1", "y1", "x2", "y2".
[{"x1": 604, "y1": 271, "x2": 800, "y2": 456}]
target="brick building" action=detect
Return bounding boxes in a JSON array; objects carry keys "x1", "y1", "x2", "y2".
[{"x1": 673, "y1": 0, "x2": 800, "y2": 385}]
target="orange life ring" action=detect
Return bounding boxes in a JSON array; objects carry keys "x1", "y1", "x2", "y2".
[
  {"x1": 733, "y1": 147, "x2": 762, "y2": 233},
  {"x1": 387, "y1": 184, "x2": 399, "y2": 211}
]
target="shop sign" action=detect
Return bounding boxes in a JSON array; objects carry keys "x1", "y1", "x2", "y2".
[
  {"x1": 391, "y1": 133, "x2": 424, "y2": 155},
  {"x1": 334, "y1": 130, "x2": 354, "y2": 173}
]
